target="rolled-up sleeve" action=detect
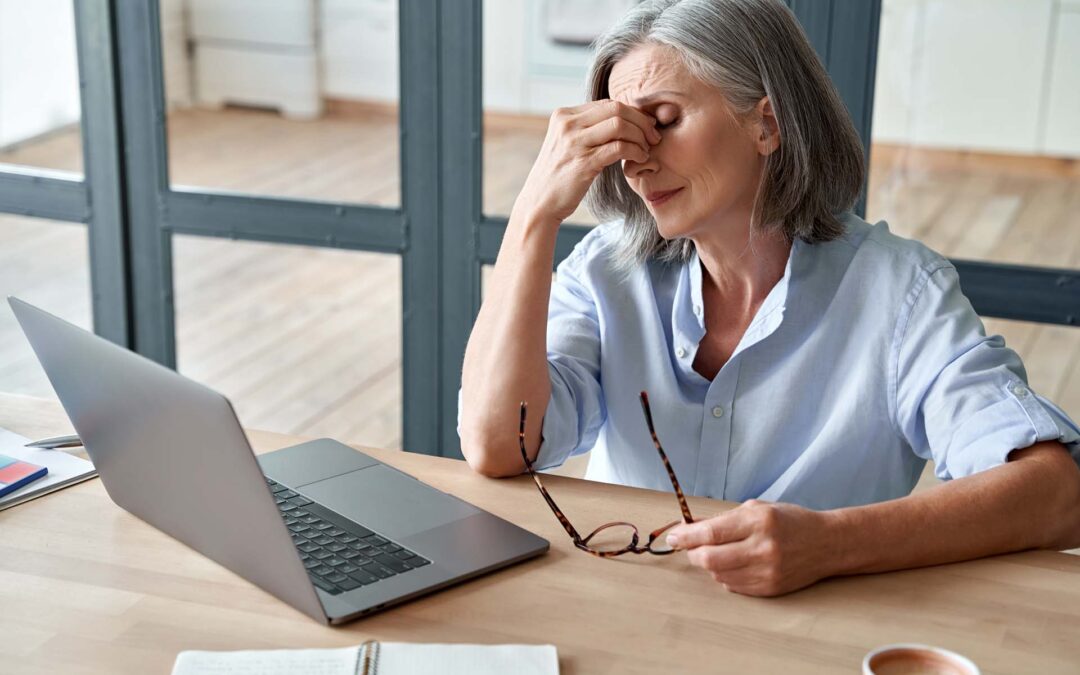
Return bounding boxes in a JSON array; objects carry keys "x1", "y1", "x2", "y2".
[
  {"x1": 455, "y1": 231, "x2": 608, "y2": 471},
  {"x1": 893, "y1": 263, "x2": 1080, "y2": 480},
  {"x1": 533, "y1": 238, "x2": 607, "y2": 470}
]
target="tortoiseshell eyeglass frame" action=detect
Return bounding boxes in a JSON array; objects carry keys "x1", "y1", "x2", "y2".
[{"x1": 518, "y1": 391, "x2": 695, "y2": 557}]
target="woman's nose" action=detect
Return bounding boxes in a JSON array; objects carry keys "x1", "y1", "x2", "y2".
[{"x1": 622, "y1": 151, "x2": 658, "y2": 179}]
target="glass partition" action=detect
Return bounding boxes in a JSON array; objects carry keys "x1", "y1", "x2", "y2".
[
  {"x1": 162, "y1": 0, "x2": 401, "y2": 207},
  {"x1": 868, "y1": 0, "x2": 1080, "y2": 267},
  {"x1": 868, "y1": 0, "x2": 1080, "y2": 434},
  {"x1": 174, "y1": 235, "x2": 403, "y2": 450},
  {"x1": 0, "y1": 0, "x2": 83, "y2": 175},
  {"x1": 482, "y1": 0, "x2": 603, "y2": 225},
  {"x1": 0, "y1": 215, "x2": 91, "y2": 397}
]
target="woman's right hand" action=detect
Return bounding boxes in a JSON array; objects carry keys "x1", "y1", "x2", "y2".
[{"x1": 513, "y1": 100, "x2": 662, "y2": 225}]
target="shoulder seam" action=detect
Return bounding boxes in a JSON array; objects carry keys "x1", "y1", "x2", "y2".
[{"x1": 888, "y1": 259, "x2": 955, "y2": 442}]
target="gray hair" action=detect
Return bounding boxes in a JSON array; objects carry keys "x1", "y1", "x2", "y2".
[{"x1": 585, "y1": 0, "x2": 866, "y2": 270}]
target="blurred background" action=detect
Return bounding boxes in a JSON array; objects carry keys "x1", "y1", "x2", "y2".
[{"x1": 1, "y1": 0, "x2": 1077, "y2": 465}]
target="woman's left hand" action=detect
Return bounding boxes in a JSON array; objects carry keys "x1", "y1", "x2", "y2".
[{"x1": 665, "y1": 499, "x2": 840, "y2": 597}]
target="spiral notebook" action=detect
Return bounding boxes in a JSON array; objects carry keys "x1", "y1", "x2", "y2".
[{"x1": 171, "y1": 642, "x2": 559, "y2": 675}]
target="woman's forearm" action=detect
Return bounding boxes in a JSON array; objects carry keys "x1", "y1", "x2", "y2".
[
  {"x1": 825, "y1": 442, "x2": 1080, "y2": 577},
  {"x1": 459, "y1": 206, "x2": 561, "y2": 477},
  {"x1": 460, "y1": 101, "x2": 659, "y2": 477}
]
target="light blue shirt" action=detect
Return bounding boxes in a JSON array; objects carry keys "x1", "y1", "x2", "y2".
[{"x1": 461, "y1": 213, "x2": 1080, "y2": 510}]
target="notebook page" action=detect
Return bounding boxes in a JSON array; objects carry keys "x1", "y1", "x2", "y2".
[
  {"x1": 171, "y1": 646, "x2": 359, "y2": 675},
  {"x1": 378, "y1": 643, "x2": 559, "y2": 675}
]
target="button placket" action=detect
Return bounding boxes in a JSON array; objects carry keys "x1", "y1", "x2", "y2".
[{"x1": 693, "y1": 358, "x2": 740, "y2": 498}]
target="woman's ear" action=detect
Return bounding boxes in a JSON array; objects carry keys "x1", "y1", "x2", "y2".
[{"x1": 754, "y1": 96, "x2": 781, "y2": 156}]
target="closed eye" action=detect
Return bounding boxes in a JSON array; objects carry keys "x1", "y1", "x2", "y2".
[{"x1": 656, "y1": 118, "x2": 678, "y2": 130}]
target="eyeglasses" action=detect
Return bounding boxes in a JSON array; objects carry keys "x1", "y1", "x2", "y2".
[{"x1": 518, "y1": 391, "x2": 695, "y2": 557}]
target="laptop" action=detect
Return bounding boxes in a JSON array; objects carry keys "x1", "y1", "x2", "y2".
[{"x1": 9, "y1": 297, "x2": 548, "y2": 625}]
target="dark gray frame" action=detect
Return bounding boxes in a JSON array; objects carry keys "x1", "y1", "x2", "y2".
[
  {"x1": 0, "y1": 0, "x2": 1076, "y2": 462},
  {"x1": 105, "y1": 0, "x2": 449, "y2": 455},
  {"x1": 0, "y1": 167, "x2": 87, "y2": 222},
  {"x1": 0, "y1": 0, "x2": 132, "y2": 349}
]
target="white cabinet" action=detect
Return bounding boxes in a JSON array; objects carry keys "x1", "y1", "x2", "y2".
[
  {"x1": 161, "y1": 0, "x2": 192, "y2": 109},
  {"x1": 189, "y1": 0, "x2": 321, "y2": 119},
  {"x1": 320, "y1": 0, "x2": 399, "y2": 103},
  {"x1": 1042, "y1": 9, "x2": 1080, "y2": 155},
  {"x1": 190, "y1": 0, "x2": 315, "y2": 47}
]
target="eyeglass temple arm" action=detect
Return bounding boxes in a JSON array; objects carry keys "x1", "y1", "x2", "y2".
[
  {"x1": 519, "y1": 402, "x2": 587, "y2": 543},
  {"x1": 639, "y1": 391, "x2": 694, "y2": 524}
]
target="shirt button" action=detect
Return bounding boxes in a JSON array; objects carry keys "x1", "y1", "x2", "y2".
[
  {"x1": 676, "y1": 347, "x2": 687, "y2": 359},
  {"x1": 1011, "y1": 384, "x2": 1030, "y2": 399},
  {"x1": 711, "y1": 406, "x2": 724, "y2": 418},
  {"x1": 693, "y1": 304, "x2": 702, "y2": 317}
]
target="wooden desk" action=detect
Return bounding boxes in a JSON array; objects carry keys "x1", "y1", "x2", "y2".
[{"x1": 3, "y1": 393, "x2": 1079, "y2": 674}]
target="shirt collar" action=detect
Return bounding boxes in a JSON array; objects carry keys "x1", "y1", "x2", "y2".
[{"x1": 675, "y1": 237, "x2": 803, "y2": 352}]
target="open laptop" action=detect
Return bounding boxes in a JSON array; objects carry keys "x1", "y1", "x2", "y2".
[{"x1": 9, "y1": 297, "x2": 548, "y2": 625}]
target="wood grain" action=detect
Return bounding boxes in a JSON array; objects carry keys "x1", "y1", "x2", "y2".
[{"x1": 2, "y1": 393, "x2": 1079, "y2": 675}]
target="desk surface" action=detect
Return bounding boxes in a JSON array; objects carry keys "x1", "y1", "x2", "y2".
[{"x1": 2, "y1": 392, "x2": 1080, "y2": 674}]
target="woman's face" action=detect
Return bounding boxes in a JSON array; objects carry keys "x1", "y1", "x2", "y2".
[{"x1": 608, "y1": 44, "x2": 776, "y2": 242}]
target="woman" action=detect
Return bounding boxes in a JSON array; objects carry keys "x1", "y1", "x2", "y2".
[{"x1": 458, "y1": 0, "x2": 1080, "y2": 596}]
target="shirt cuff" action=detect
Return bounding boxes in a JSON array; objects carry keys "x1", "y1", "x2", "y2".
[{"x1": 945, "y1": 380, "x2": 1080, "y2": 478}]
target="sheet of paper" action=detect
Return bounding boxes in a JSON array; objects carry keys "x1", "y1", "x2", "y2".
[
  {"x1": 171, "y1": 647, "x2": 360, "y2": 675},
  {"x1": 378, "y1": 642, "x2": 559, "y2": 675},
  {"x1": 0, "y1": 427, "x2": 96, "y2": 510},
  {"x1": 171, "y1": 643, "x2": 559, "y2": 675}
]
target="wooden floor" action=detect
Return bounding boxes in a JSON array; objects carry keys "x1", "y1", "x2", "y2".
[{"x1": 1, "y1": 105, "x2": 1079, "y2": 461}]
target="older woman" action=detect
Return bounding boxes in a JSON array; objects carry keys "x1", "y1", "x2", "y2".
[{"x1": 458, "y1": 0, "x2": 1080, "y2": 596}]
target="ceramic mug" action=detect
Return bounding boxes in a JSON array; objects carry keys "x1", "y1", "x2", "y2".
[{"x1": 863, "y1": 643, "x2": 980, "y2": 675}]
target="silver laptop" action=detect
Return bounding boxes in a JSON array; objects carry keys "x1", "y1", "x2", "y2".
[{"x1": 9, "y1": 297, "x2": 548, "y2": 625}]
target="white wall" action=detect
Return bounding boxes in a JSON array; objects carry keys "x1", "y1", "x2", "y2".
[{"x1": 0, "y1": 0, "x2": 81, "y2": 149}]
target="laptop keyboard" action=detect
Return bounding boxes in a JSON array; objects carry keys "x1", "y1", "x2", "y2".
[{"x1": 266, "y1": 477, "x2": 431, "y2": 595}]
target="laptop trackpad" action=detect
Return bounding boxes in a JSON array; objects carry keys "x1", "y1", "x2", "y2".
[{"x1": 301, "y1": 465, "x2": 480, "y2": 539}]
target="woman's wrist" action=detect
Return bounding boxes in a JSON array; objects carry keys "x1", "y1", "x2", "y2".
[
  {"x1": 818, "y1": 507, "x2": 868, "y2": 578},
  {"x1": 509, "y1": 200, "x2": 563, "y2": 236},
  {"x1": 501, "y1": 206, "x2": 563, "y2": 263}
]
